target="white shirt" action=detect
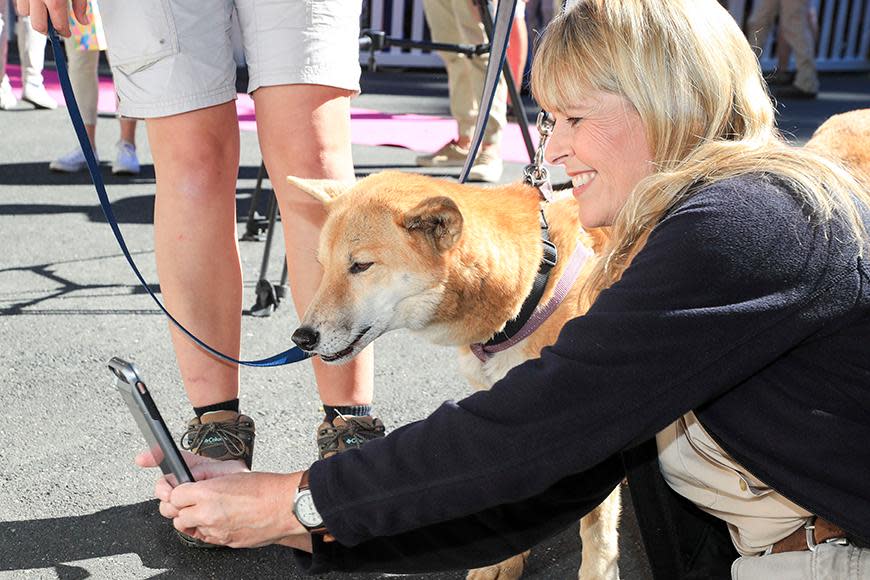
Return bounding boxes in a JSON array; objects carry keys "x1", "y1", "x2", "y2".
[{"x1": 656, "y1": 411, "x2": 811, "y2": 556}]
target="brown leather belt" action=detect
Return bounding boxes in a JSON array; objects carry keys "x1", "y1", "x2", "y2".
[{"x1": 771, "y1": 516, "x2": 850, "y2": 554}]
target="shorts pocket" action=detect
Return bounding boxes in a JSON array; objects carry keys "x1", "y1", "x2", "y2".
[{"x1": 101, "y1": 0, "x2": 180, "y2": 72}]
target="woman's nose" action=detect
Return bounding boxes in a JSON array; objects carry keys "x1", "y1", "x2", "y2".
[{"x1": 545, "y1": 119, "x2": 570, "y2": 165}]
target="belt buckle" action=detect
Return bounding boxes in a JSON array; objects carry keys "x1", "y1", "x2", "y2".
[{"x1": 804, "y1": 516, "x2": 850, "y2": 552}]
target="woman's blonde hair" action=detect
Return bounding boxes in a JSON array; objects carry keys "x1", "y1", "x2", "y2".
[{"x1": 531, "y1": 0, "x2": 868, "y2": 305}]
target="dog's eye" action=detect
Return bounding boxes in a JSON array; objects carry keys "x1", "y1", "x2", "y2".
[{"x1": 349, "y1": 262, "x2": 373, "y2": 274}]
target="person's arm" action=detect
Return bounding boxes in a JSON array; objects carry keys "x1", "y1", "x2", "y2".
[
  {"x1": 295, "y1": 455, "x2": 624, "y2": 574},
  {"x1": 311, "y1": 178, "x2": 856, "y2": 547}
]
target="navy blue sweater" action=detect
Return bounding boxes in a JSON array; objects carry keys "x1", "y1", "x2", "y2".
[{"x1": 303, "y1": 174, "x2": 870, "y2": 571}]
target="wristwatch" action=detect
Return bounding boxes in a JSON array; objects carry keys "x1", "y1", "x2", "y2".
[{"x1": 293, "y1": 470, "x2": 328, "y2": 534}]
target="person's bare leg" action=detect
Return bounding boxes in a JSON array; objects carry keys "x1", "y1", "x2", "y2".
[
  {"x1": 253, "y1": 84, "x2": 373, "y2": 407},
  {"x1": 84, "y1": 124, "x2": 96, "y2": 149},
  {"x1": 119, "y1": 117, "x2": 136, "y2": 144},
  {"x1": 146, "y1": 101, "x2": 242, "y2": 408},
  {"x1": 507, "y1": 14, "x2": 528, "y2": 99}
]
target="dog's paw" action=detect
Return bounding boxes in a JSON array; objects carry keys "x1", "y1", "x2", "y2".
[{"x1": 467, "y1": 552, "x2": 529, "y2": 580}]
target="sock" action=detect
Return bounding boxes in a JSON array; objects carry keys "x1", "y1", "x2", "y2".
[
  {"x1": 194, "y1": 398, "x2": 240, "y2": 418},
  {"x1": 323, "y1": 404, "x2": 372, "y2": 422}
]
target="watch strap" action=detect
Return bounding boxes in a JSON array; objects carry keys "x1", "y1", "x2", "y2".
[
  {"x1": 299, "y1": 468, "x2": 311, "y2": 491},
  {"x1": 295, "y1": 469, "x2": 328, "y2": 535}
]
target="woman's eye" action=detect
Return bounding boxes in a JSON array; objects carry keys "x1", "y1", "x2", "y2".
[
  {"x1": 566, "y1": 117, "x2": 584, "y2": 128},
  {"x1": 349, "y1": 262, "x2": 373, "y2": 274}
]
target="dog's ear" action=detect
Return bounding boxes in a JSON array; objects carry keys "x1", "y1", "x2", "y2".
[
  {"x1": 286, "y1": 176, "x2": 354, "y2": 204},
  {"x1": 403, "y1": 196, "x2": 463, "y2": 253}
]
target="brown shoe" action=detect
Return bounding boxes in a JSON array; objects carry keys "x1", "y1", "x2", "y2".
[
  {"x1": 176, "y1": 410, "x2": 256, "y2": 548},
  {"x1": 316, "y1": 415, "x2": 386, "y2": 460},
  {"x1": 181, "y1": 410, "x2": 256, "y2": 469}
]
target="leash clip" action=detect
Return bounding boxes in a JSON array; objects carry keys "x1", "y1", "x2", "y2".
[{"x1": 523, "y1": 111, "x2": 555, "y2": 201}]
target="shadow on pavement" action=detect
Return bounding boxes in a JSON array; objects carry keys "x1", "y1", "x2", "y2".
[
  {"x1": 0, "y1": 500, "x2": 312, "y2": 578},
  {"x1": 0, "y1": 497, "x2": 650, "y2": 579},
  {"x1": 0, "y1": 191, "x2": 271, "y2": 225},
  {"x1": 0, "y1": 255, "x2": 163, "y2": 316},
  {"x1": 0, "y1": 500, "x2": 459, "y2": 579},
  {"x1": 0, "y1": 163, "x2": 267, "y2": 187}
]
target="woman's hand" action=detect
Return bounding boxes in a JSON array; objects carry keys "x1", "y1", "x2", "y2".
[
  {"x1": 136, "y1": 449, "x2": 310, "y2": 548},
  {"x1": 15, "y1": 0, "x2": 88, "y2": 36},
  {"x1": 135, "y1": 448, "x2": 249, "y2": 504}
]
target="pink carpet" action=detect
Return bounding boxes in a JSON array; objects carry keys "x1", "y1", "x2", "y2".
[{"x1": 10, "y1": 63, "x2": 538, "y2": 163}]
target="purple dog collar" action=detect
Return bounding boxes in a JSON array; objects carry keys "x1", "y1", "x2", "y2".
[{"x1": 470, "y1": 241, "x2": 593, "y2": 362}]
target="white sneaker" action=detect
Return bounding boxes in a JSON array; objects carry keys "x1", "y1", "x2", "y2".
[
  {"x1": 50, "y1": 146, "x2": 98, "y2": 173},
  {"x1": 416, "y1": 141, "x2": 470, "y2": 167},
  {"x1": 468, "y1": 149, "x2": 503, "y2": 183},
  {"x1": 112, "y1": 140, "x2": 140, "y2": 175},
  {"x1": 21, "y1": 82, "x2": 57, "y2": 109},
  {"x1": 0, "y1": 76, "x2": 18, "y2": 110}
]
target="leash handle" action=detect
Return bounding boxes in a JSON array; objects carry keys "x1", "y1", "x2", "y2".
[{"x1": 46, "y1": 23, "x2": 310, "y2": 367}]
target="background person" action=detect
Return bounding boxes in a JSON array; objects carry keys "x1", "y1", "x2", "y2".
[
  {"x1": 415, "y1": 0, "x2": 508, "y2": 183},
  {"x1": 138, "y1": 0, "x2": 868, "y2": 577},
  {"x1": 0, "y1": 0, "x2": 56, "y2": 110},
  {"x1": 746, "y1": 0, "x2": 819, "y2": 98},
  {"x1": 768, "y1": 2, "x2": 819, "y2": 87},
  {"x1": 506, "y1": 0, "x2": 527, "y2": 111},
  {"x1": 49, "y1": 0, "x2": 140, "y2": 175},
  {"x1": 15, "y1": 10, "x2": 56, "y2": 108},
  {"x1": 18, "y1": 0, "x2": 381, "y2": 538}
]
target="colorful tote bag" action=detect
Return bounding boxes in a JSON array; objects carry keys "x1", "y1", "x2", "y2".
[{"x1": 69, "y1": 0, "x2": 107, "y2": 51}]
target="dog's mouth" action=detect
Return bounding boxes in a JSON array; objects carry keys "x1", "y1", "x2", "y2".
[{"x1": 320, "y1": 326, "x2": 372, "y2": 363}]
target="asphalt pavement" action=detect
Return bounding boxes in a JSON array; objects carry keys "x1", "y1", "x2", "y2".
[{"x1": 1, "y1": 63, "x2": 868, "y2": 580}]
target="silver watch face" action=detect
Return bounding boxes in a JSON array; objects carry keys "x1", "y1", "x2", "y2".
[{"x1": 294, "y1": 490, "x2": 323, "y2": 529}]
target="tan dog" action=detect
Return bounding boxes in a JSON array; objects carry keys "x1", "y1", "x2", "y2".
[
  {"x1": 289, "y1": 171, "x2": 620, "y2": 580},
  {"x1": 805, "y1": 108, "x2": 870, "y2": 185}
]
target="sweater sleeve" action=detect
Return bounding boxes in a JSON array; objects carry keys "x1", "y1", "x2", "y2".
[
  {"x1": 296, "y1": 454, "x2": 623, "y2": 574},
  {"x1": 310, "y1": 178, "x2": 847, "y2": 547}
]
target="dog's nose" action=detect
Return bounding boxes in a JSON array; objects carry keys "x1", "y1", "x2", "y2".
[{"x1": 292, "y1": 327, "x2": 320, "y2": 351}]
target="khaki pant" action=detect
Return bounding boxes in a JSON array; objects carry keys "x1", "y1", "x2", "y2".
[
  {"x1": 63, "y1": 37, "x2": 102, "y2": 126},
  {"x1": 746, "y1": 0, "x2": 819, "y2": 93},
  {"x1": 422, "y1": 0, "x2": 507, "y2": 148},
  {"x1": 732, "y1": 543, "x2": 870, "y2": 579}
]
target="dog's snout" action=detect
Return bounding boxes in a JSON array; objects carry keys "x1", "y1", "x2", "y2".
[{"x1": 292, "y1": 327, "x2": 320, "y2": 351}]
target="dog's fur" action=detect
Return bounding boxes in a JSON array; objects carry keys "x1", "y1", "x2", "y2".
[
  {"x1": 805, "y1": 108, "x2": 870, "y2": 186},
  {"x1": 290, "y1": 171, "x2": 619, "y2": 580}
]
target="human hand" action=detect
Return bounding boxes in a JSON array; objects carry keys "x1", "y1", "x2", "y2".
[
  {"x1": 135, "y1": 448, "x2": 249, "y2": 503},
  {"x1": 16, "y1": 0, "x2": 88, "y2": 36},
  {"x1": 159, "y1": 470, "x2": 309, "y2": 548}
]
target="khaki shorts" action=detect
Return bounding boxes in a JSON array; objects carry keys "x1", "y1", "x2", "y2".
[{"x1": 98, "y1": 0, "x2": 362, "y2": 118}]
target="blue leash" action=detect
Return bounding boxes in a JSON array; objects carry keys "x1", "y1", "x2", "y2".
[{"x1": 46, "y1": 24, "x2": 310, "y2": 367}]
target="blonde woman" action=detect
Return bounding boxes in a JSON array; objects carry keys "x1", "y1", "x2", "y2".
[{"x1": 137, "y1": 0, "x2": 867, "y2": 577}]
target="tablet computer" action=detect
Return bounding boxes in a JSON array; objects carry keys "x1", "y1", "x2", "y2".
[{"x1": 109, "y1": 357, "x2": 194, "y2": 486}]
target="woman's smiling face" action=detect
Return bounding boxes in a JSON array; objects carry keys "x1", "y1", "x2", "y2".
[{"x1": 546, "y1": 91, "x2": 654, "y2": 228}]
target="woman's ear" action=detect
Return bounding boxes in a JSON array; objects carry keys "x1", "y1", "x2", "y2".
[
  {"x1": 403, "y1": 196, "x2": 464, "y2": 253},
  {"x1": 286, "y1": 176, "x2": 355, "y2": 205}
]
